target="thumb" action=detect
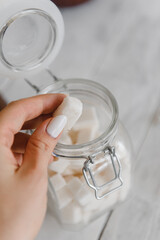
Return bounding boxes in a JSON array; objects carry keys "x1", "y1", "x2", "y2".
[{"x1": 21, "y1": 115, "x2": 67, "y2": 174}]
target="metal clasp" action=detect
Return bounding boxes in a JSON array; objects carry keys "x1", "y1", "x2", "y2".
[
  {"x1": 83, "y1": 146, "x2": 123, "y2": 200},
  {"x1": 24, "y1": 69, "x2": 60, "y2": 93}
]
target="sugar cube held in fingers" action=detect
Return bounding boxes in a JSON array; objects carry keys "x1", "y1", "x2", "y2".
[{"x1": 53, "y1": 96, "x2": 83, "y2": 131}]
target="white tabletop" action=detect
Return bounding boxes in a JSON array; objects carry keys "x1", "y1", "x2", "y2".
[{"x1": 0, "y1": 0, "x2": 160, "y2": 239}]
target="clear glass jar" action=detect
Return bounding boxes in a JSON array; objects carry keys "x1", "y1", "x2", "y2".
[
  {"x1": 39, "y1": 78, "x2": 132, "y2": 230},
  {"x1": 0, "y1": 0, "x2": 132, "y2": 230}
]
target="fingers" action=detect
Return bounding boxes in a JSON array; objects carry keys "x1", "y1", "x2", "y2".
[
  {"x1": 19, "y1": 116, "x2": 67, "y2": 176},
  {"x1": 12, "y1": 132, "x2": 30, "y2": 153},
  {"x1": 0, "y1": 94, "x2": 65, "y2": 148},
  {"x1": 13, "y1": 153, "x2": 23, "y2": 167},
  {"x1": 22, "y1": 113, "x2": 52, "y2": 130}
]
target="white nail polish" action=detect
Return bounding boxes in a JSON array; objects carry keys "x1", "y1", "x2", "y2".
[{"x1": 47, "y1": 115, "x2": 67, "y2": 138}]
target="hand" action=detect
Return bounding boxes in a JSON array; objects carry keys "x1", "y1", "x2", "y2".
[{"x1": 0, "y1": 94, "x2": 66, "y2": 240}]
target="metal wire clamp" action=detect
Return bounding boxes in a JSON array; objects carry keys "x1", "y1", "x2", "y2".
[{"x1": 83, "y1": 146, "x2": 123, "y2": 200}]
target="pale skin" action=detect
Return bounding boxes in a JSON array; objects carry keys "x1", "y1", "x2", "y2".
[{"x1": 0, "y1": 94, "x2": 65, "y2": 240}]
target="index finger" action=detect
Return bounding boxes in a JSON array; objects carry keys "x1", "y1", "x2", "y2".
[{"x1": 0, "y1": 94, "x2": 65, "y2": 148}]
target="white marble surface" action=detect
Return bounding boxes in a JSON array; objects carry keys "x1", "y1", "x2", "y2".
[{"x1": 0, "y1": 0, "x2": 160, "y2": 239}]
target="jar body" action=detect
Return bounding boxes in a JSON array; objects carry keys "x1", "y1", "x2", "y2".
[{"x1": 40, "y1": 79, "x2": 132, "y2": 230}]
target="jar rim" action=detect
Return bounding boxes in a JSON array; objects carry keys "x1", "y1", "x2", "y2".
[
  {"x1": 0, "y1": 9, "x2": 56, "y2": 72},
  {"x1": 40, "y1": 78, "x2": 119, "y2": 156}
]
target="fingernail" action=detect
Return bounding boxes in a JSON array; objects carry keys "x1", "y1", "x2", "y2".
[{"x1": 47, "y1": 115, "x2": 67, "y2": 138}]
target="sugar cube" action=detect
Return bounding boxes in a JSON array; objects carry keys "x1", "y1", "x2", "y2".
[
  {"x1": 50, "y1": 174, "x2": 66, "y2": 191},
  {"x1": 62, "y1": 166, "x2": 75, "y2": 176},
  {"x1": 56, "y1": 186, "x2": 73, "y2": 209},
  {"x1": 67, "y1": 177, "x2": 92, "y2": 206},
  {"x1": 76, "y1": 126, "x2": 97, "y2": 144},
  {"x1": 67, "y1": 177, "x2": 83, "y2": 195},
  {"x1": 49, "y1": 159, "x2": 70, "y2": 174},
  {"x1": 53, "y1": 96, "x2": 83, "y2": 131},
  {"x1": 73, "y1": 106, "x2": 99, "y2": 131},
  {"x1": 60, "y1": 201, "x2": 82, "y2": 224},
  {"x1": 76, "y1": 186, "x2": 93, "y2": 207}
]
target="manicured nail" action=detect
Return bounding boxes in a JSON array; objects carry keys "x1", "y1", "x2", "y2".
[{"x1": 47, "y1": 115, "x2": 67, "y2": 138}]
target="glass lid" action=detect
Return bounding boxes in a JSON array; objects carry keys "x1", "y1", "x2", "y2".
[{"x1": 0, "y1": 0, "x2": 64, "y2": 77}]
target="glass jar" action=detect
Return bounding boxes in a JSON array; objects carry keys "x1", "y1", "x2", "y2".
[
  {"x1": 39, "y1": 78, "x2": 132, "y2": 230},
  {"x1": 0, "y1": 0, "x2": 132, "y2": 231}
]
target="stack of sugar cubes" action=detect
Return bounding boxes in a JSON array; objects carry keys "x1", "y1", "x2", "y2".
[{"x1": 48, "y1": 96, "x2": 131, "y2": 225}]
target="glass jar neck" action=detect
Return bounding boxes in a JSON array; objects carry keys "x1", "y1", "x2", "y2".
[{"x1": 40, "y1": 78, "x2": 119, "y2": 158}]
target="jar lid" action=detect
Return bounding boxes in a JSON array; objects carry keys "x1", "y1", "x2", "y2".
[{"x1": 0, "y1": 0, "x2": 64, "y2": 78}]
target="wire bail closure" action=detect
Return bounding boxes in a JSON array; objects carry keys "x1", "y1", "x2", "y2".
[
  {"x1": 83, "y1": 146, "x2": 123, "y2": 200},
  {"x1": 24, "y1": 69, "x2": 60, "y2": 93},
  {"x1": 25, "y1": 75, "x2": 122, "y2": 200}
]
